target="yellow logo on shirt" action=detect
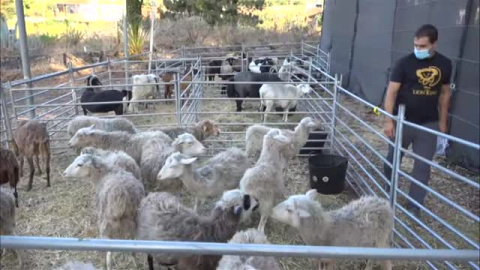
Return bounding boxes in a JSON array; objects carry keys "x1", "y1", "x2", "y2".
[{"x1": 416, "y1": 66, "x2": 442, "y2": 89}]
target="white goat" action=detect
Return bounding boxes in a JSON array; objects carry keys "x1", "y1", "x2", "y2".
[
  {"x1": 129, "y1": 74, "x2": 160, "y2": 113},
  {"x1": 259, "y1": 83, "x2": 313, "y2": 122},
  {"x1": 271, "y1": 189, "x2": 394, "y2": 270},
  {"x1": 157, "y1": 147, "x2": 249, "y2": 211}
]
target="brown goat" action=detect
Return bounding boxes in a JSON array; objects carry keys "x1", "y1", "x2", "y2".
[
  {"x1": 0, "y1": 148, "x2": 20, "y2": 207},
  {"x1": 161, "y1": 72, "x2": 193, "y2": 103},
  {"x1": 13, "y1": 120, "x2": 51, "y2": 191}
]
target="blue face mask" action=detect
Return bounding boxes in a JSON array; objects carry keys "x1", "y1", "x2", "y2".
[{"x1": 414, "y1": 47, "x2": 431, "y2": 59}]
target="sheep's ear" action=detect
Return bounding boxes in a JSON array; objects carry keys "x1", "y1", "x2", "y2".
[
  {"x1": 203, "y1": 125, "x2": 208, "y2": 132},
  {"x1": 297, "y1": 209, "x2": 311, "y2": 218},
  {"x1": 234, "y1": 205, "x2": 243, "y2": 216},
  {"x1": 306, "y1": 189, "x2": 318, "y2": 201},
  {"x1": 180, "y1": 157, "x2": 197, "y2": 165}
]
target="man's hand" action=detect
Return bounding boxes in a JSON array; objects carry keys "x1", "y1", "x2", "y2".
[
  {"x1": 384, "y1": 120, "x2": 396, "y2": 138},
  {"x1": 439, "y1": 121, "x2": 448, "y2": 133}
]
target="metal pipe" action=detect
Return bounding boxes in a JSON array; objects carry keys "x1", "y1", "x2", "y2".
[
  {"x1": 389, "y1": 105, "x2": 405, "y2": 210},
  {"x1": 1, "y1": 236, "x2": 478, "y2": 262},
  {"x1": 15, "y1": 0, "x2": 35, "y2": 118},
  {"x1": 123, "y1": 13, "x2": 129, "y2": 88},
  {"x1": 148, "y1": 1, "x2": 156, "y2": 73}
]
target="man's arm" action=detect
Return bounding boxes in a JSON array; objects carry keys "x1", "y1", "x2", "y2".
[
  {"x1": 383, "y1": 82, "x2": 402, "y2": 138},
  {"x1": 439, "y1": 84, "x2": 451, "y2": 133}
]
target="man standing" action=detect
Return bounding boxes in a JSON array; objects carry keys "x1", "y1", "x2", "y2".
[{"x1": 383, "y1": 24, "x2": 452, "y2": 215}]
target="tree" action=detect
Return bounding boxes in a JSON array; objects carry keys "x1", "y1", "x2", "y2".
[
  {"x1": 126, "y1": 0, "x2": 143, "y2": 31},
  {"x1": 163, "y1": 0, "x2": 265, "y2": 26}
]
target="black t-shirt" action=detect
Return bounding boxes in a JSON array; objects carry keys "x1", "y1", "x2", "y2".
[{"x1": 390, "y1": 52, "x2": 452, "y2": 124}]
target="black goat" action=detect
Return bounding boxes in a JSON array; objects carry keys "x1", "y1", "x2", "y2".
[
  {"x1": 80, "y1": 75, "x2": 130, "y2": 115},
  {"x1": 249, "y1": 58, "x2": 277, "y2": 74}
]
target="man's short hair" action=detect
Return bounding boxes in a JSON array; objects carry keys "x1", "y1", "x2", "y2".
[{"x1": 415, "y1": 24, "x2": 438, "y2": 43}]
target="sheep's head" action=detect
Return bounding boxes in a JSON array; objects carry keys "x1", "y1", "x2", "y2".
[
  {"x1": 299, "y1": 117, "x2": 322, "y2": 130},
  {"x1": 271, "y1": 189, "x2": 320, "y2": 229},
  {"x1": 157, "y1": 152, "x2": 197, "y2": 181},
  {"x1": 69, "y1": 125, "x2": 98, "y2": 148},
  {"x1": 172, "y1": 133, "x2": 206, "y2": 156},
  {"x1": 62, "y1": 154, "x2": 100, "y2": 179},
  {"x1": 199, "y1": 120, "x2": 220, "y2": 137},
  {"x1": 297, "y1": 84, "x2": 313, "y2": 95},
  {"x1": 216, "y1": 189, "x2": 259, "y2": 221},
  {"x1": 263, "y1": 129, "x2": 294, "y2": 151},
  {"x1": 86, "y1": 75, "x2": 102, "y2": 86}
]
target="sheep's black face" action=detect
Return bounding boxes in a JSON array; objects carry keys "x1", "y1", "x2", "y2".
[{"x1": 243, "y1": 194, "x2": 251, "y2": 210}]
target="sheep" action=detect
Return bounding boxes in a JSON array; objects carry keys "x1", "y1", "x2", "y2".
[
  {"x1": 0, "y1": 148, "x2": 20, "y2": 207},
  {"x1": 245, "y1": 117, "x2": 322, "y2": 159},
  {"x1": 67, "y1": 115, "x2": 137, "y2": 137},
  {"x1": 13, "y1": 120, "x2": 50, "y2": 191},
  {"x1": 55, "y1": 261, "x2": 98, "y2": 270},
  {"x1": 226, "y1": 72, "x2": 283, "y2": 112},
  {"x1": 248, "y1": 57, "x2": 278, "y2": 74},
  {"x1": 68, "y1": 126, "x2": 172, "y2": 164},
  {"x1": 217, "y1": 228, "x2": 280, "y2": 270},
  {"x1": 80, "y1": 147, "x2": 141, "y2": 180},
  {"x1": 62, "y1": 153, "x2": 145, "y2": 270},
  {"x1": 271, "y1": 190, "x2": 394, "y2": 270},
  {"x1": 239, "y1": 129, "x2": 295, "y2": 233},
  {"x1": 259, "y1": 83, "x2": 313, "y2": 123},
  {"x1": 137, "y1": 189, "x2": 259, "y2": 270},
  {"x1": 157, "y1": 147, "x2": 250, "y2": 211},
  {"x1": 81, "y1": 75, "x2": 129, "y2": 115},
  {"x1": 0, "y1": 187, "x2": 24, "y2": 268},
  {"x1": 68, "y1": 126, "x2": 205, "y2": 191},
  {"x1": 149, "y1": 119, "x2": 220, "y2": 142},
  {"x1": 129, "y1": 74, "x2": 160, "y2": 113}
]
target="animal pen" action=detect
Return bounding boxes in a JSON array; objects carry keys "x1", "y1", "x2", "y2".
[{"x1": 0, "y1": 42, "x2": 479, "y2": 269}]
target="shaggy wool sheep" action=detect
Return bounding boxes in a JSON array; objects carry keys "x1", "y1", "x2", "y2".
[
  {"x1": 149, "y1": 119, "x2": 221, "y2": 142},
  {"x1": 137, "y1": 189, "x2": 259, "y2": 270},
  {"x1": 80, "y1": 147, "x2": 141, "y2": 180},
  {"x1": 240, "y1": 129, "x2": 295, "y2": 232},
  {"x1": 217, "y1": 228, "x2": 280, "y2": 270},
  {"x1": 129, "y1": 74, "x2": 160, "y2": 113},
  {"x1": 245, "y1": 117, "x2": 321, "y2": 159},
  {"x1": 0, "y1": 148, "x2": 20, "y2": 207},
  {"x1": 13, "y1": 120, "x2": 50, "y2": 191},
  {"x1": 63, "y1": 153, "x2": 145, "y2": 270},
  {"x1": 271, "y1": 190, "x2": 394, "y2": 270},
  {"x1": 67, "y1": 115, "x2": 137, "y2": 137},
  {"x1": 0, "y1": 187, "x2": 24, "y2": 268},
  {"x1": 157, "y1": 147, "x2": 249, "y2": 210},
  {"x1": 259, "y1": 84, "x2": 313, "y2": 123}
]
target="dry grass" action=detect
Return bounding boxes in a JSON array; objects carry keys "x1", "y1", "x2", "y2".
[{"x1": 1, "y1": 72, "x2": 478, "y2": 270}]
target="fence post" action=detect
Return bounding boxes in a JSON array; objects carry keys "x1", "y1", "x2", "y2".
[
  {"x1": 301, "y1": 40, "x2": 304, "y2": 57},
  {"x1": 1, "y1": 87, "x2": 14, "y2": 149},
  {"x1": 241, "y1": 44, "x2": 245, "y2": 72},
  {"x1": 389, "y1": 105, "x2": 405, "y2": 210},
  {"x1": 307, "y1": 57, "x2": 312, "y2": 83},
  {"x1": 330, "y1": 74, "x2": 339, "y2": 152},
  {"x1": 67, "y1": 62, "x2": 78, "y2": 116},
  {"x1": 175, "y1": 72, "x2": 182, "y2": 125},
  {"x1": 6, "y1": 82, "x2": 18, "y2": 120},
  {"x1": 327, "y1": 52, "x2": 331, "y2": 74},
  {"x1": 123, "y1": 13, "x2": 130, "y2": 88},
  {"x1": 107, "y1": 58, "x2": 112, "y2": 87}
]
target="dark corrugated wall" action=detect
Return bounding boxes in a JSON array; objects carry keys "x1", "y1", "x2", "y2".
[{"x1": 320, "y1": 0, "x2": 480, "y2": 171}]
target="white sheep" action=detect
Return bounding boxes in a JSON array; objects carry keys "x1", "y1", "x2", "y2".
[
  {"x1": 80, "y1": 147, "x2": 141, "y2": 180},
  {"x1": 271, "y1": 190, "x2": 394, "y2": 270},
  {"x1": 239, "y1": 129, "x2": 295, "y2": 233},
  {"x1": 217, "y1": 228, "x2": 280, "y2": 270},
  {"x1": 149, "y1": 119, "x2": 221, "y2": 142},
  {"x1": 67, "y1": 115, "x2": 137, "y2": 138},
  {"x1": 245, "y1": 117, "x2": 321, "y2": 159},
  {"x1": 137, "y1": 189, "x2": 259, "y2": 270},
  {"x1": 0, "y1": 187, "x2": 24, "y2": 269},
  {"x1": 63, "y1": 153, "x2": 145, "y2": 270},
  {"x1": 259, "y1": 83, "x2": 313, "y2": 122},
  {"x1": 68, "y1": 126, "x2": 205, "y2": 191},
  {"x1": 129, "y1": 74, "x2": 160, "y2": 113},
  {"x1": 157, "y1": 147, "x2": 250, "y2": 211}
]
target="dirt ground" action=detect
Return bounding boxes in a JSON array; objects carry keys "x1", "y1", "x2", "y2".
[{"x1": 1, "y1": 70, "x2": 478, "y2": 270}]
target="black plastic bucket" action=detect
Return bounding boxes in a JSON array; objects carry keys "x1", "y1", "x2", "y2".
[
  {"x1": 299, "y1": 129, "x2": 328, "y2": 155},
  {"x1": 308, "y1": 154, "x2": 348, "y2": 195}
]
